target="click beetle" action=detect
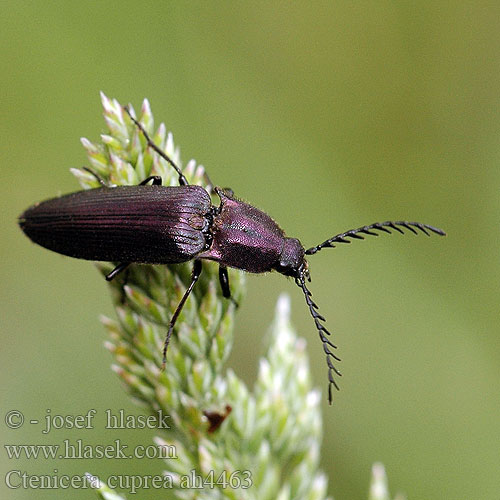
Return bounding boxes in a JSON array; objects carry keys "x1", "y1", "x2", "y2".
[{"x1": 18, "y1": 107, "x2": 446, "y2": 403}]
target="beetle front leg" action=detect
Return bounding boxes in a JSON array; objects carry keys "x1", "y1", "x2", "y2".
[
  {"x1": 218, "y1": 265, "x2": 239, "y2": 307},
  {"x1": 200, "y1": 171, "x2": 233, "y2": 197},
  {"x1": 162, "y1": 259, "x2": 203, "y2": 369},
  {"x1": 218, "y1": 266, "x2": 231, "y2": 298}
]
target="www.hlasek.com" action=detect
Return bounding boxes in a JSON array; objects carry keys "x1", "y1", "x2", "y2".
[
  {"x1": 5, "y1": 470, "x2": 253, "y2": 493},
  {"x1": 5, "y1": 439, "x2": 177, "y2": 460}
]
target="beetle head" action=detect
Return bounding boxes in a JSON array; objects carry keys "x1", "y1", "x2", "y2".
[{"x1": 274, "y1": 237, "x2": 306, "y2": 277}]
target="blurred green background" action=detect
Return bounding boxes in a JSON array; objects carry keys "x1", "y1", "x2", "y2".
[{"x1": 2, "y1": 2, "x2": 499, "y2": 499}]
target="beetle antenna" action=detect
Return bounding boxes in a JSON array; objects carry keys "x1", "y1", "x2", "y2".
[
  {"x1": 305, "y1": 221, "x2": 446, "y2": 255},
  {"x1": 123, "y1": 105, "x2": 189, "y2": 187},
  {"x1": 296, "y1": 270, "x2": 341, "y2": 405}
]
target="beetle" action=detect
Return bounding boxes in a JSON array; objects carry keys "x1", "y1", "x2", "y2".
[{"x1": 18, "y1": 107, "x2": 445, "y2": 403}]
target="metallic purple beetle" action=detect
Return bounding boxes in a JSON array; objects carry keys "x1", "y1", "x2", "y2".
[{"x1": 19, "y1": 108, "x2": 445, "y2": 403}]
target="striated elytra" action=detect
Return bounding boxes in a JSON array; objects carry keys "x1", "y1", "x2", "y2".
[{"x1": 19, "y1": 107, "x2": 446, "y2": 404}]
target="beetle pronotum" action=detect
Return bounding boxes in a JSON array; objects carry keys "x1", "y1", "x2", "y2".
[{"x1": 19, "y1": 106, "x2": 445, "y2": 403}]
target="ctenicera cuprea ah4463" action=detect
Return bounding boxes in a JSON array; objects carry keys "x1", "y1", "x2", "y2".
[{"x1": 18, "y1": 106, "x2": 446, "y2": 404}]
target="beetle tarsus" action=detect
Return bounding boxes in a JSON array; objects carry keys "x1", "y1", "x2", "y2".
[
  {"x1": 123, "y1": 105, "x2": 189, "y2": 187},
  {"x1": 201, "y1": 170, "x2": 216, "y2": 194},
  {"x1": 82, "y1": 167, "x2": 107, "y2": 187},
  {"x1": 139, "y1": 175, "x2": 162, "y2": 186},
  {"x1": 162, "y1": 260, "x2": 203, "y2": 367},
  {"x1": 106, "y1": 262, "x2": 130, "y2": 281}
]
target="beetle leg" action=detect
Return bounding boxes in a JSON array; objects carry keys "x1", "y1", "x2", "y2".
[
  {"x1": 218, "y1": 266, "x2": 231, "y2": 298},
  {"x1": 106, "y1": 262, "x2": 130, "y2": 281},
  {"x1": 201, "y1": 170, "x2": 216, "y2": 194},
  {"x1": 218, "y1": 266, "x2": 239, "y2": 307},
  {"x1": 118, "y1": 267, "x2": 131, "y2": 304},
  {"x1": 162, "y1": 259, "x2": 203, "y2": 369},
  {"x1": 82, "y1": 167, "x2": 107, "y2": 187},
  {"x1": 123, "y1": 106, "x2": 189, "y2": 187},
  {"x1": 139, "y1": 176, "x2": 162, "y2": 186},
  {"x1": 197, "y1": 165, "x2": 231, "y2": 197}
]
